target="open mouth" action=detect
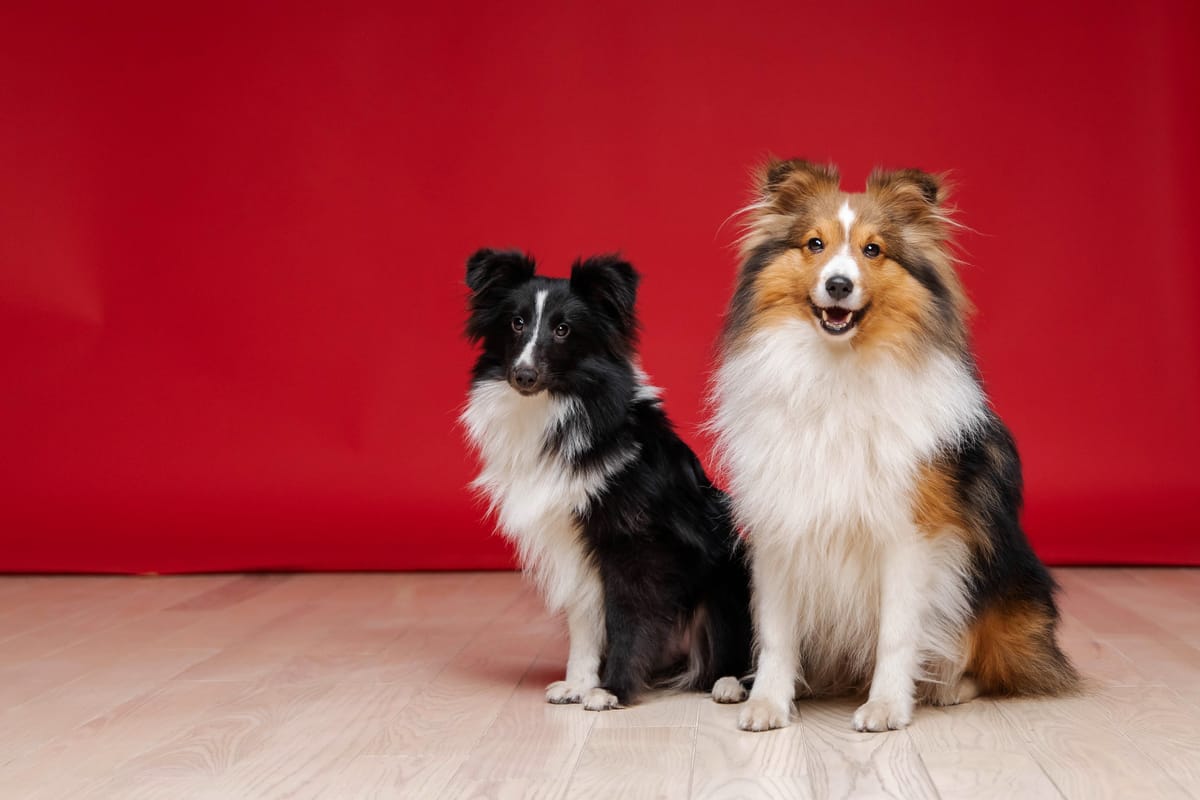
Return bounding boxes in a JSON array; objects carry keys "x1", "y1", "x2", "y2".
[{"x1": 811, "y1": 303, "x2": 864, "y2": 336}]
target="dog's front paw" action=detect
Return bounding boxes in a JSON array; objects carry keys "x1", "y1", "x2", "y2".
[
  {"x1": 852, "y1": 699, "x2": 912, "y2": 732},
  {"x1": 582, "y1": 688, "x2": 620, "y2": 711},
  {"x1": 737, "y1": 698, "x2": 790, "y2": 731},
  {"x1": 712, "y1": 676, "x2": 748, "y2": 704},
  {"x1": 545, "y1": 680, "x2": 593, "y2": 704}
]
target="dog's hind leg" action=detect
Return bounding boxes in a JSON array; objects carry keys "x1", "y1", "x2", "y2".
[{"x1": 586, "y1": 573, "x2": 679, "y2": 711}]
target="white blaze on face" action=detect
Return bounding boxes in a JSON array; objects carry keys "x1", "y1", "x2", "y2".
[
  {"x1": 816, "y1": 200, "x2": 864, "y2": 309},
  {"x1": 515, "y1": 289, "x2": 548, "y2": 368}
]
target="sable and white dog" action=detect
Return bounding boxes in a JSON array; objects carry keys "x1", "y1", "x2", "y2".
[{"x1": 710, "y1": 160, "x2": 1078, "y2": 732}]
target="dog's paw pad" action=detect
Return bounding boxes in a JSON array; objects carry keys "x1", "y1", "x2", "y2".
[
  {"x1": 582, "y1": 688, "x2": 620, "y2": 711},
  {"x1": 545, "y1": 680, "x2": 589, "y2": 704},
  {"x1": 737, "y1": 698, "x2": 789, "y2": 731},
  {"x1": 853, "y1": 699, "x2": 912, "y2": 732},
  {"x1": 712, "y1": 676, "x2": 748, "y2": 704}
]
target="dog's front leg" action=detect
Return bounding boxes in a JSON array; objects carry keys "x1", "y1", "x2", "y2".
[
  {"x1": 738, "y1": 548, "x2": 799, "y2": 731},
  {"x1": 545, "y1": 579, "x2": 604, "y2": 704},
  {"x1": 854, "y1": 534, "x2": 925, "y2": 731}
]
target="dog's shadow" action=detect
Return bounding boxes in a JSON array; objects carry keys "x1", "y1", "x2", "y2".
[{"x1": 438, "y1": 654, "x2": 564, "y2": 691}]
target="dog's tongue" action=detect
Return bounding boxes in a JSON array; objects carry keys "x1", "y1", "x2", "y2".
[{"x1": 825, "y1": 308, "x2": 851, "y2": 324}]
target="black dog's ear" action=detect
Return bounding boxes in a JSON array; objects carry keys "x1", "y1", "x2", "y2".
[
  {"x1": 570, "y1": 254, "x2": 639, "y2": 338},
  {"x1": 464, "y1": 249, "x2": 535, "y2": 343},
  {"x1": 465, "y1": 248, "x2": 535, "y2": 296}
]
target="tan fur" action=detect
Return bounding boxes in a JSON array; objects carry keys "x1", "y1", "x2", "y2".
[
  {"x1": 747, "y1": 249, "x2": 818, "y2": 334},
  {"x1": 912, "y1": 462, "x2": 966, "y2": 533},
  {"x1": 966, "y1": 600, "x2": 1080, "y2": 695},
  {"x1": 913, "y1": 462, "x2": 994, "y2": 558}
]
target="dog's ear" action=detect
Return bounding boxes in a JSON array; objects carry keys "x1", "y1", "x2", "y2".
[
  {"x1": 866, "y1": 168, "x2": 949, "y2": 225},
  {"x1": 464, "y1": 249, "x2": 535, "y2": 343},
  {"x1": 758, "y1": 158, "x2": 840, "y2": 202},
  {"x1": 570, "y1": 254, "x2": 639, "y2": 337},
  {"x1": 739, "y1": 159, "x2": 840, "y2": 255},
  {"x1": 465, "y1": 248, "x2": 535, "y2": 296}
]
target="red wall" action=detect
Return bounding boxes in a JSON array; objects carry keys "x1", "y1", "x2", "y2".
[{"x1": 2, "y1": 1, "x2": 1198, "y2": 572}]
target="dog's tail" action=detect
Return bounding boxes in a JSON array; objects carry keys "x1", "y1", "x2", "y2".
[{"x1": 656, "y1": 534, "x2": 754, "y2": 693}]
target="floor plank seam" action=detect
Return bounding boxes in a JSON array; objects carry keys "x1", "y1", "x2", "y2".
[{"x1": 439, "y1": 629, "x2": 557, "y2": 793}]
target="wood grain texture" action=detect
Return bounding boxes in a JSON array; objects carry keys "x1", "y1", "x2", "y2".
[
  {"x1": 691, "y1": 697, "x2": 811, "y2": 800},
  {"x1": 906, "y1": 699, "x2": 1063, "y2": 800},
  {"x1": 569, "y1": 726, "x2": 695, "y2": 800},
  {"x1": 1, "y1": 568, "x2": 1199, "y2": 799},
  {"x1": 799, "y1": 698, "x2": 939, "y2": 800}
]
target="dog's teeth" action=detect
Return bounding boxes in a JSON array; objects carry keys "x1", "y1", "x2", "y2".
[{"x1": 821, "y1": 309, "x2": 829, "y2": 322}]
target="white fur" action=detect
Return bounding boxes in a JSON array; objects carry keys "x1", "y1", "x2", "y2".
[
  {"x1": 633, "y1": 363, "x2": 662, "y2": 402},
  {"x1": 711, "y1": 320, "x2": 986, "y2": 730},
  {"x1": 462, "y1": 377, "x2": 644, "y2": 702},
  {"x1": 837, "y1": 200, "x2": 855, "y2": 238},
  {"x1": 712, "y1": 675, "x2": 748, "y2": 703},
  {"x1": 515, "y1": 289, "x2": 548, "y2": 368},
  {"x1": 815, "y1": 201, "x2": 865, "y2": 311}
]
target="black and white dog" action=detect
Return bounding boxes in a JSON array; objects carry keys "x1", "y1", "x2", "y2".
[{"x1": 461, "y1": 248, "x2": 752, "y2": 710}]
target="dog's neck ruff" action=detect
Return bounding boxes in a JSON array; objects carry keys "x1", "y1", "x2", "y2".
[
  {"x1": 712, "y1": 320, "x2": 988, "y2": 540},
  {"x1": 461, "y1": 373, "x2": 654, "y2": 610}
]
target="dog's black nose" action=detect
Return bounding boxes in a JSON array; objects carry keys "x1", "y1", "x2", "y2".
[
  {"x1": 825, "y1": 276, "x2": 853, "y2": 301},
  {"x1": 513, "y1": 367, "x2": 539, "y2": 390}
]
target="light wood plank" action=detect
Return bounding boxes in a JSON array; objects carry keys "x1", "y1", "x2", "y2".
[
  {"x1": 691, "y1": 698, "x2": 812, "y2": 800},
  {"x1": 451, "y1": 651, "x2": 596, "y2": 784},
  {"x1": 7, "y1": 679, "x2": 253, "y2": 798},
  {"x1": 907, "y1": 699, "x2": 1063, "y2": 799},
  {"x1": 568, "y1": 726, "x2": 695, "y2": 800},
  {"x1": 1, "y1": 569, "x2": 1198, "y2": 799},
  {"x1": 0, "y1": 646, "x2": 217, "y2": 763},
  {"x1": 798, "y1": 698, "x2": 939, "y2": 800},
  {"x1": 994, "y1": 689, "x2": 1193, "y2": 799}
]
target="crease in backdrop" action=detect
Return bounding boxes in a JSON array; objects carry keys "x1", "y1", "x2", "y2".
[{"x1": 1, "y1": 0, "x2": 1197, "y2": 571}]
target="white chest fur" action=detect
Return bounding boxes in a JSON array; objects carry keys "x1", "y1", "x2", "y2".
[
  {"x1": 461, "y1": 380, "x2": 604, "y2": 613},
  {"x1": 712, "y1": 322, "x2": 986, "y2": 681}
]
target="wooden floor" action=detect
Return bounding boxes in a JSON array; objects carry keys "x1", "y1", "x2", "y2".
[{"x1": 1, "y1": 570, "x2": 1198, "y2": 799}]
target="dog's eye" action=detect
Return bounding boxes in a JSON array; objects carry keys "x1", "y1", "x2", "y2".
[
  {"x1": 511, "y1": 316, "x2": 525, "y2": 333},
  {"x1": 554, "y1": 323, "x2": 570, "y2": 339},
  {"x1": 806, "y1": 237, "x2": 824, "y2": 254},
  {"x1": 863, "y1": 243, "x2": 881, "y2": 259}
]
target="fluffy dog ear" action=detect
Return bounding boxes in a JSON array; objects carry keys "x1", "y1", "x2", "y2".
[
  {"x1": 866, "y1": 168, "x2": 950, "y2": 224},
  {"x1": 465, "y1": 248, "x2": 535, "y2": 296},
  {"x1": 570, "y1": 254, "x2": 639, "y2": 337},
  {"x1": 758, "y1": 158, "x2": 840, "y2": 201},
  {"x1": 739, "y1": 159, "x2": 840, "y2": 255},
  {"x1": 464, "y1": 249, "x2": 535, "y2": 343}
]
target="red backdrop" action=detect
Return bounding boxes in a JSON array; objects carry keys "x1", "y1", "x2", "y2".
[{"x1": 2, "y1": 1, "x2": 1197, "y2": 572}]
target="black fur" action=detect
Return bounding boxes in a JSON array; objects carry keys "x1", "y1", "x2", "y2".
[
  {"x1": 947, "y1": 411, "x2": 1063, "y2": 617},
  {"x1": 465, "y1": 248, "x2": 753, "y2": 704},
  {"x1": 723, "y1": 240, "x2": 789, "y2": 343}
]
